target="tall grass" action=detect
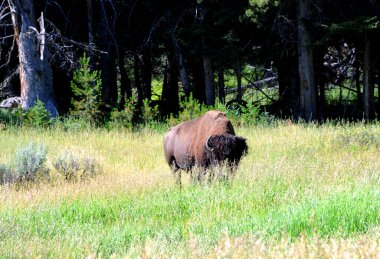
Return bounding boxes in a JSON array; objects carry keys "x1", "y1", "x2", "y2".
[{"x1": 1, "y1": 122, "x2": 380, "y2": 257}]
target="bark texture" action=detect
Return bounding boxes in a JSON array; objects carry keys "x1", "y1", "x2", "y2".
[
  {"x1": 363, "y1": 32, "x2": 374, "y2": 120},
  {"x1": 9, "y1": 0, "x2": 58, "y2": 116},
  {"x1": 297, "y1": 0, "x2": 316, "y2": 121},
  {"x1": 172, "y1": 32, "x2": 191, "y2": 97}
]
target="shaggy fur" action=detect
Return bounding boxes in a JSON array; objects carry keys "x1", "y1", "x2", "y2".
[
  {"x1": 204, "y1": 133, "x2": 248, "y2": 167},
  {"x1": 163, "y1": 111, "x2": 248, "y2": 182}
]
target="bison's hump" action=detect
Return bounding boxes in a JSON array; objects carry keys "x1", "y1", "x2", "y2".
[{"x1": 204, "y1": 110, "x2": 226, "y2": 120}]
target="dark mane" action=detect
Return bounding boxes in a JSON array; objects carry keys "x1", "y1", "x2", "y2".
[{"x1": 204, "y1": 133, "x2": 248, "y2": 167}]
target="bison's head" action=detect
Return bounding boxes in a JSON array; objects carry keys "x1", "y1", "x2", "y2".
[{"x1": 205, "y1": 133, "x2": 248, "y2": 166}]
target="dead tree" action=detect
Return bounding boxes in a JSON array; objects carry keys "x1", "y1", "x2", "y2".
[{"x1": 7, "y1": 0, "x2": 58, "y2": 116}]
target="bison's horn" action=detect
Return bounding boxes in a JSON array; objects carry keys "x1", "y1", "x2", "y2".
[{"x1": 206, "y1": 136, "x2": 213, "y2": 152}]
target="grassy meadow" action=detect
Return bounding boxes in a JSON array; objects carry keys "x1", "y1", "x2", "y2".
[{"x1": 1, "y1": 122, "x2": 380, "y2": 257}]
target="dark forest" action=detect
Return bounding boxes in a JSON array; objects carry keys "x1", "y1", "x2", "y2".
[{"x1": 1, "y1": 0, "x2": 380, "y2": 122}]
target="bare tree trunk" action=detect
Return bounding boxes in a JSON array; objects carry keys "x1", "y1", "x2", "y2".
[
  {"x1": 172, "y1": 32, "x2": 191, "y2": 97},
  {"x1": 297, "y1": 0, "x2": 316, "y2": 121},
  {"x1": 161, "y1": 46, "x2": 179, "y2": 116},
  {"x1": 235, "y1": 62, "x2": 242, "y2": 102},
  {"x1": 314, "y1": 48, "x2": 326, "y2": 120},
  {"x1": 118, "y1": 51, "x2": 132, "y2": 108},
  {"x1": 87, "y1": 0, "x2": 94, "y2": 48},
  {"x1": 202, "y1": 37, "x2": 214, "y2": 106},
  {"x1": 8, "y1": 0, "x2": 58, "y2": 117},
  {"x1": 363, "y1": 32, "x2": 374, "y2": 120},
  {"x1": 354, "y1": 48, "x2": 362, "y2": 108},
  {"x1": 217, "y1": 67, "x2": 225, "y2": 104},
  {"x1": 203, "y1": 54, "x2": 214, "y2": 106},
  {"x1": 141, "y1": 50, "x2": 152, "y2": 101},
  {"x1": 189, "y1": 57, "x2": 206, "y2": 103},
  {"x1": 134, "y1": 54, "x2": 143, "y2": 106},
  {"x1": 99, "y1": 4, "x2": 117, "y2": 107},
  {"x1": 289, "y1": 60, "x2": 300, "y2": 118},
  {"x1": 277, "y1": 55, "x2": 300, "y2": 118}
]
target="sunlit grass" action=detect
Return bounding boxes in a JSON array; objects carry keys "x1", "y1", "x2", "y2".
[{"x1": 1, "y1": 122, "x2": 380, "y2": 257}]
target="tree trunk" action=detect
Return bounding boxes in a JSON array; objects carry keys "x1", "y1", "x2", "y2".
[
  {"x1": 217, "y1": 67, "x2": 225, "y2": 104},
  {"x1": 87, "y1": 0, "x2": 94, "y2": 48},
  {"x1": 277, "y1": 60, "x2": 289, "y2": 103},
  {"x1": 363, "y1": 32, "x2": 374, "y2": 120},
  {"x1": 99, "y1": 4, "x2": 117, "y2": 107},
  {"x1": 141, "y1": 50, "x2": 152, "y2": 101},
  {"x1": 189, "y1": 57, "x2": 206, "y2": 103},
  {"x1": 172, "y1": 32, "x2": 191, "y2": 97},
  {"x1": 289, "y1": 60, "x2": 300, "y2": 119},
  {"x1": 202, "y1": 37, "x2": 214, "y2": 106},
  {"x1": 354, "y1": 48, "x2": 362, "y2": 108},
  {"x1": 8, "y1": 0, "x2": 58, "y2": 117},
  {"x1": 161, "y1": 46, "x2": 179, "y2": 116},
  {"x1": 314, "y1": 48, "x2": 327, "y2": 120},
  {"x1": 277, "y1": 56, "x2": 300, "y2": 118},
  {"x1": 203, "y1": 54, "x2": 214, "y2": 106},
  {"x1": 134, "y1": 54, "x2": 143, "y2": 106},
  {"x1": 235, "y1": 62, "x2": 242, "y2": 102},
  {"x1": 297, "y1": 0, "x2": 316, "y2": 121},
  {"x1": 118, "y1": 51, "x2": 132, "y2": 108}
]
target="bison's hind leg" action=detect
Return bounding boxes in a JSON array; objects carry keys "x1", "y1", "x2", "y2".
[
  {"x1": 170, "y1": 160, "x2": 182, "y2": 187},
  {"x1": 173, "y1": 169, "x2": 182, "y2": 187}
]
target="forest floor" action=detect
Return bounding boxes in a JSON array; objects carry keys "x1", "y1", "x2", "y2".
[{"x1": 0, "y1": 122, "x2": 380, "y2": 257}]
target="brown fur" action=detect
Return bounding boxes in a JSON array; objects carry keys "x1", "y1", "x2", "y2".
[{"x1": 164, "y1": 110, "x2": 244, "y2": 173}]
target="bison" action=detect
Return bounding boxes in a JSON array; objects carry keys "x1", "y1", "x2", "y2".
[{"x1": 163, "y1": 110, "x2": 248, "y2": 184}]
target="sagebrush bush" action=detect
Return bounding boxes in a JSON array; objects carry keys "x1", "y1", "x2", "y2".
[
  {"x1": 53, "y1": 151, "x2": 102, "y2": 182},
  {"x1": 81, "y1": 157, "x2": 103, "y2": 180},
  {"x1": 15, "y1": 142, "x2": 49, "y2": 182},
  {"x1": 53, "y1": 151, "x2": 81, "y2": 181}
]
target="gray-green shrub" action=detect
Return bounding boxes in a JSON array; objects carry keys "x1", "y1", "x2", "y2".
[
  {"x1": 15, "y1": 142, "x2": 48, "y2": 182},
  {"x1": 53, "y1": 151, "x2": 102, "y2": 182},
  {"x1": 81, "y1": 157, "x2": 102, "y2": 180},
  {"x1": 53, "y1": 151, "x2": 81, "y2": 181}
]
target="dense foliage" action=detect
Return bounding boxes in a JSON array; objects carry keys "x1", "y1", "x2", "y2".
[{"x1": 1, "y1": 0, "x2": 380, "y2": 123}]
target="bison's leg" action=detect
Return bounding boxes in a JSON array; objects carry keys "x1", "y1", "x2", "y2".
[
  {"x1": 174, "y1": 170, "x2": 182, "y2": 187},
  {"x1": 170, "y1": 160, "x2": 182, "y2": 187}
]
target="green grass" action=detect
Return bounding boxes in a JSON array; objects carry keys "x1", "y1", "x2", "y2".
[
  {"x1": 1, "y1": 184, "x2": 379, "y2": 257},
  {"x1": 1, "y1": 122, "x2": 380, "y2": 257}
]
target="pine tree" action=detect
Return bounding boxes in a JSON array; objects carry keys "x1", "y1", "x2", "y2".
[{"x1": 70, "y1": 53, "x2": 102, "y2": 125}]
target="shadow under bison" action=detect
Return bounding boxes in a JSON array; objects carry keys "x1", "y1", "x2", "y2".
[{"x1": 163, "y1": 110, "x2": 248, "y2": 185}]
